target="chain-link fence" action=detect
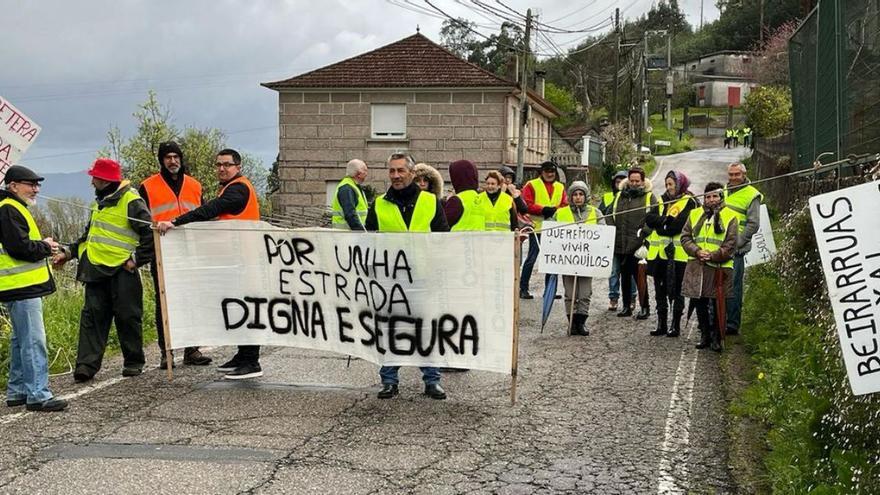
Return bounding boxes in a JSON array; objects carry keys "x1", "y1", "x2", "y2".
[{"x1": 789, "y1": 0, "x2": 880, "y2": 169}]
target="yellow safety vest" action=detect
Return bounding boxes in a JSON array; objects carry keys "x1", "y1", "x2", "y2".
[
  {"x1": 611, "y1": 189, "x2": 654, "y2": 219},
  {"x1": 600, "y1": 191, "x2": 615, "y2": 211},
  {"x1": 451, "y1": 190, "x2": 487, "y2": 232},
  {"x1": 375, "y1": 191, "x2": 436, "y2": 232},
  {"x1": 554, "y1": 205, "x2": 598, "y2": 224},
  {"x1": 330, "y1": 177, "x2": 368, "y2": 229},
  {"x1": 723, "y1": 184, "x2": 762, "y2": 234},
  {"x1": 688, "y1": 207, "x2": 738, "y2": 268},
  {"x1": 0, "y1": 198, "x2": 51, "y2": 292},
  {"x1": 526, "y1": 178, "x2": 564, "y2": 229},
  {"x1": 646, "y1": 196, "x2": 692, "y2": 262},
  {"x1": 480, "y1": 191, "x2": 513, "y2": 231},
  {"x1": 79, "y1": 188, "x2": 143, "y2": 268}
]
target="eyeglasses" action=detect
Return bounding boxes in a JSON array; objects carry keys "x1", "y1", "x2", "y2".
[
  {"x1": 16, "y1": 181, "x2": 41, "y2": 189},
  {"x1": 214, "y1": 162, "x2": 239, "y2": 168}
]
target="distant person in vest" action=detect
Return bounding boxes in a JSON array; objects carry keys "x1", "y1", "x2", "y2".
[
  {"x1": 53, "y1": 159, "x2": 155, "y2": 383},
  {"x1": 607, "y1": 166, "x2": 658, "y2": 319},
  {"x1": 0, "y1": 166, "x2": 68, "y2": 412},
  {"x1": 520, "y1": 161, "x2": 567, "y2": 299},
  {"x1": 723, "y1": 162, "x2": 762, "y2": 336},
  {"x1": 551, "y1": 180, "x2": 598, "y2": 336},
  {"x1": 331, "y1": 159, "x2": 369, "y2": 230},
  {"x1": 156, "y1": 149, "x2": 262, "y2": 380},
  {"x1": 680, "y1": 182, "x2": 738, "y2": 352},
  {"x1": 481, "y1": 171, "x2": 521, "y2": 231},
  {"x1": 497, "y1": 166, "x2": 530, "y2": 229},
  {"x1": 364, "y1": 153, "x2": 449, "y2": 400},
  {"x1": 445, "y1": 159, "x2": 487, "y2": 231},
  {"x1": 600, "y1": 170, "x2": 636, "y2": 311},
  {"x1": 644, "y1": 171, "x2": 698, "y2": 338},
  {"x1": 413, "y1": 162, "x2": 445, "y2": 198},
  {"x1": 138, "y1": 141, "x2": 211, "y2": 369}
]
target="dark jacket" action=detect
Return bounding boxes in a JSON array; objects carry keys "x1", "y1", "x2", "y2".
[
  {"x1": 68, "y1": 181, "x2": 155, "y2": 283},
  {"x1": 172, "y1": 173, "x2": 249, "y2": 226},
  {"x1": 364, "y1": 182, "x2": 449, "y2": 232},
  {"x1": 0, "y1": 190, "x2": 56, "y2": 301},
  {"x1": 336, "y1": 181, "x2": 366, "y2": 230},
  {"x1": 608, "y1": 178, "x2": 659, "y2": 255},
  {"x1": 680, "y1": 205, "x2": 738, "y2": 298}
]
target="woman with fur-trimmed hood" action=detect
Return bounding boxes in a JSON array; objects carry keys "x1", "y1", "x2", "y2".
[
  {"x1": 606, "y1": 167, "x2": 659, "y2": 319},
  {"x1": 413, "y1": 163, "x2": 444, "y2": 198}
]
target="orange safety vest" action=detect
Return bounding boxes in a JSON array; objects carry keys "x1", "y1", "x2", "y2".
[
  {"x1": 218, "y1": 176, "x2": 260, "y2": 220},
  {"x1": 141, "y1": 174, "x2": 203, "y2": 222}
]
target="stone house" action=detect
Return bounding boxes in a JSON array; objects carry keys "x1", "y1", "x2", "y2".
[
  {"x1": 262, "y1": 33, "x2": 559, "y2": 220},
  {"x1": 673, "y1": 51, "x2": 760, "y2": 107}
]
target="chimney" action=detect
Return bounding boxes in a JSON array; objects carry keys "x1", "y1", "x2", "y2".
[{"x1": 535, "y1": 70, "x2": 546, "y2": 98}]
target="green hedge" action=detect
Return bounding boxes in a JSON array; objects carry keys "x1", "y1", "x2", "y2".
[{"x1": 736, "y1": 206, "x2": 880, "y2": 493}]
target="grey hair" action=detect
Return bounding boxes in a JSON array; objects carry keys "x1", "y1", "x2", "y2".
[
  {"x1": 728, "y1": 162, "x2": 747, "y2": 173},
  {"x1": 346, "y1": 159, "x2": 367, "y2": 176},
  {"x1": 387, "y1": 153, "x2": 415, "y2": 170}
]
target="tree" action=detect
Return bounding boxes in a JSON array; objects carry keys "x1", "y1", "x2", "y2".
[
  {"x1": 544, "y1": 82, "x2": 580, "y2": 128},
  {"x1": 439, "y1": 17, "x2": 479, "y2": 58},
  {"x1": 743, "y1": 86, "x2": 792, "y2": 137},
  {"x1": 750, "y1": 21, "x2": 798, "y2": 86},
  {"x1": 439, "y1": 18, "x2": 524, "y2": 77},
  {"x1": 637, "y1": 0, "x2": 691, "y2": 36},
  {"x1": 102, "y1": 91, "x2": 269, "y2": 202}
]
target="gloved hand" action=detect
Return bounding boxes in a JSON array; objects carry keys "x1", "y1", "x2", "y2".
[
  {"x1": 634, "y1": 245, "x2": 649, "y2": 260},
  {"x1": 541, "y1": 206, "x2": 557, "y2": 219}
]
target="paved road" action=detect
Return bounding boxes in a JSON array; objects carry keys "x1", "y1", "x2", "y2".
[{"x1": 1, "y1": 148, "x2": 750, "y2": 494}]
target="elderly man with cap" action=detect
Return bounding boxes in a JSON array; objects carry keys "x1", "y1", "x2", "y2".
[
  {"x1": 519, "y1": 161, "x2": 567, "y2": 299},
  {"x1": 0, "y1": 166, "x2": 68, "y2": 412},
  {"x1": 138, "y1": 141, "x2": 211, "y2": 368},
  {"x1": 331, "y1": 159, "x2": 369, "y2": 230},
  {"x1": 53, "y1": 159, "x2": 154, "y2": 382}
]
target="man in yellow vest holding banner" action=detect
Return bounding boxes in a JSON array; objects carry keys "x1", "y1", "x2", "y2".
[
  {"x1": 331, "y1": 159, "x2": 369, "y2": 230},
  {"x1": 54, "y1": 159, "x2": 155, "y2": 383},
  {"x1": 364, "y1": 153, "x2": 449, "y2": 400},
  {"x1": 520, "y1": 161, "x2": 567, "y2": 299},
  {"x1": 723, "y1": 162, "x2": 762, "y2": 336},
  {"x1": 1, "y1": 166, "x2": 68, "y2": 412}
]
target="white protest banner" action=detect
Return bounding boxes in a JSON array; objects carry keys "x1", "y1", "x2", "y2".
[
  {"x1": 809, "y1": 180, "x2": 880, "y2": 396},
  {"x1": 0, "y1": 95, "x2": 41, "y2": 182},
  {"x1": 537, "y1": 221, "x2": 615, "y2": 278},
  {"x1": 744, "y1": 204, "x2": 777, "y2": 267},
  {"x1": 162, "y1": 222, "x2": 515, "y2": 374}
]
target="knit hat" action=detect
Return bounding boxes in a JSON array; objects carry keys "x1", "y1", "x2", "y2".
[
  {"x1": 567, "y1": 180, "x2": 589, "y2": 198},
  {"x1": 157, "y1": 141, "x2": 184, "y2": 165}
]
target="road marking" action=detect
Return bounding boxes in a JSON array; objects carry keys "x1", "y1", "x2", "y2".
[{"x1": 656, "y1": 320, "x2": 699, "y2": 494}]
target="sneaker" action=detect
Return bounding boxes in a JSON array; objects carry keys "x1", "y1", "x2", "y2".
[
  {"x1": 217, "y1": 357, "x2": 242, "y2": 372},
  {"x1": 122, "y1": 367, "x2": 143, "y2": 377},
  {"x1": 224, "y1": 362, "x2": 263, "y2": 380},
  {"x1": 26, "y1": 399, "x2": 68, "y2": 412},
  {"x1": 6, "y1": 398, "x2": 26, "y2": 407}
]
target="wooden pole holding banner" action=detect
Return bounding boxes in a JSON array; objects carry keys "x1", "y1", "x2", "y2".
[
  {"x1": 511, "y1": 234, "x2": 522, "y2": 406},
  {"x1": 152, "y1": 229, "x2": 174, "y2": 381},
  {"x1": 567, "y1": 276, "x2": 578, "y2": 336}
]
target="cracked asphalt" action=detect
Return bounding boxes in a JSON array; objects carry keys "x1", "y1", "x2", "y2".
[{"x1": 0, "y1": 148, "x2": 751, "y2": 494}]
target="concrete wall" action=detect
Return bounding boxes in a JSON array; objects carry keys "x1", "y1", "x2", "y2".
[
  {"x1": 274, "y1": 89, "x2": 554, "y2": 218},
  {"x1": 694, "y1": 81, "x2": 758, "y2": 107}
]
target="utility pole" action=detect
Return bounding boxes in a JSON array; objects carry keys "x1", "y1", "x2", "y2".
[
  {"x1": 759, "y1": 0, "x2": 765, "y2": 45},
  {"x1": 666, "y1": 32, "x2": 672, "y2": 130},
  {"x1": 700, "y1": 0, "x2": 704, "y2": 31},
  {"x1": 612, "y1": 8, "x2": 620, "y2": 123},
  {"x1": 515, "y1": 8, "x2": 532, "y2": 183}
]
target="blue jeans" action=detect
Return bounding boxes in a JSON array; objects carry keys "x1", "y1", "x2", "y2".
[
  {"x1": 4, "y1": 298, "x2": 53, "y2": 405},
  {"x1": 379, "y1": 366, "x2": 441, "y2": 386},
  {"x1": 608, "y1": 255, "x2": 637, "y2": 300},
  {"x1": 519, "y1": 232, "x2": 541, "y2": 293},
  {"x1": 726, "y1": 254, "x2": 745, "y2": 331}
]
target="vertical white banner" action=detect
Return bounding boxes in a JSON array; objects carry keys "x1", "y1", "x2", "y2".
[
  {"x1": 744, "y1": 204, "x2": 777, "y2": 267},
  {"x1": 809, "y1": 180, "x2": 880, "y2": 396}
]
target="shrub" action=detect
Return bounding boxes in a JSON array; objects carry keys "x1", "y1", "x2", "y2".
[{"x1": 743, "y1": 86, "x2": 792, "y2": 138}]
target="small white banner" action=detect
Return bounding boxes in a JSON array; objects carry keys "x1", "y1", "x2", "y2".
[
  {"x1": 744, "y1": 204, "x2": 777, "y2": 267},
  {"x1": 537, "y1": 221, "x2": 615, "y2": 277},
  {"x1": 0, "y1": 95, "x2": 41, "y2": 181},
  {"x1": 162, "y1": 222, "x2": 516, "y2": 374},
  {"x1": 654, "y1": 139, "x2": 672, "y2": 147},
  {"x1": 809, "y1": 181, "x2": 880, "y2": 396}
]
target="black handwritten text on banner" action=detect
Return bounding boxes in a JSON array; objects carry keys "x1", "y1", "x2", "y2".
[
  {"x1": 537, "y1": 221, "x2": 615, "y2": 278},
  {"x1": 161, "y1": 222, "x2": 515, "y2": 374}
]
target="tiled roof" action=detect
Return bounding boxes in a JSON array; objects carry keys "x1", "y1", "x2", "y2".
[{"x1": 262, "y1": 33, "x2": 515, "y2": 89}]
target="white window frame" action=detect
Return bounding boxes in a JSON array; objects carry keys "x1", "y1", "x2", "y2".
[{"x1": 370, "y1": 103, "x2": 407, "y2": 139}]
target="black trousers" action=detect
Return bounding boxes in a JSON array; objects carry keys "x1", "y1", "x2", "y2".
[
  {"x1": 76, "y1": 268, "x2": 145, "y2": 375},
  {"x1": 652, "y1": 259, "x2": 687, "y2": 319},
  {"x1": 617, "y1": 254, "x2": 648, "y2": 310},
  {"x1": 694, "y1": 297, "x2": 718, "y2": 332}
]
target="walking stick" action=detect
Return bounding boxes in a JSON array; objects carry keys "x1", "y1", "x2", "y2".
[
  {"x1": 152, "y1": 229, "x2": 174, "y2": 381},
  {"x1": 511, "y1": 233, "x2": 522, "y2": 406},
  {"x1": 637, "y1": 259, "x2": 648, "y2": 310},
  {"x1": 715, "y1": 267, "x2": 727, "y2": 340}
]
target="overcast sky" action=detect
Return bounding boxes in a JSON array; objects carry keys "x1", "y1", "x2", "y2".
[{"x1": 2, "y1": 0, "x2": 719, "y2": 175}]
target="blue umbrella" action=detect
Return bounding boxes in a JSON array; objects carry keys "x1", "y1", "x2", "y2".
[{"x1": 540, "y1": 274, "x2": 559, "y2": 333}]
